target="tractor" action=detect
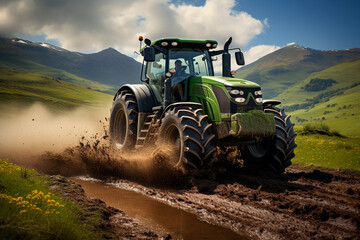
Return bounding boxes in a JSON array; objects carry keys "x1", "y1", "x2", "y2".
[{"x1": 109, "y1": 37, "x2": 297, "y2": 173}]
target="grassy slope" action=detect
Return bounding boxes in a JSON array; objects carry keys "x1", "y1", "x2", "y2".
[
  {"x1": 0, "y1": 57, "x2": 117, "y2": 94},
  {"x1": 276, "y1": 59, "x2": 360, "y2": 105},
  {"x1": 0, "y1": 159, "x2": 106, "y2": 239},
  {"x1": 0, "y1": 69, "x2": 112, "y2": 112},
  {"x1": 275, "y1": 60, "x2": 360, "y2": 137},
  {"x1": 291, "y1": 85, "x2": 360, "y2": 137},
  {"x1": 293, "y1": 134, "x2": 360, "y2": 170}
]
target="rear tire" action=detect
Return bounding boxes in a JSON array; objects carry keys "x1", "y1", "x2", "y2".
[
  {"x1": 159, "y1": 106, "x2": 216, "y2": 170},
  {"x1": 242, "y1": 106, "x2": 297, "y2": 173},
  {"x1": 109, "y1": 91, "x2": 138, "y2": 150}
]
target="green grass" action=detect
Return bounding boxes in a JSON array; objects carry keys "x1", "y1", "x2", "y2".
[
  {"x1": 277, "y1": 59, "x2": 360, "y2": 106},
  {"x1": 275, "y1": 60, "x2": 360, "y2": 137},
  {"x1": 0, "y1": 159, "x2": 108, "y2": 240},
  {"x1": 289, "y1": 84, "x2": 360, "y2": 137},
  {"x1": 293, "y1": 134, "x2": 360, "y2": 170},
  {"x1": 0, "y1": 69, "x2": 113, "y2": 113},
  {"x1": 0, "y1": 57, "x2": 117, "y2": 94}
]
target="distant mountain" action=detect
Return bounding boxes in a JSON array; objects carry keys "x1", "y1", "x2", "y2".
[
  {"x1": 236, "y1": 44, "x2": 360, "y2": 98},
  {"x1": 0, "y1": 37, "x2": 142, "y2": 93}
]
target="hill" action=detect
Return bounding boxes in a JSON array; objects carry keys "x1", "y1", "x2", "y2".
[
  {"x1": 235, "y1": 44, "x2": 360, "y2": 99},
  {"x1": 0, "y1": 37, "x2": 141, "y2": 92},
  {"x1": 0, "y1": 56, "x2": 117, "y2": 94},
  {"x1": 277, "y1": 60, "x2": 360, "y2": 137},
  {"x1": 0, "y1": 69, "x2": 112, "y2": 114}
]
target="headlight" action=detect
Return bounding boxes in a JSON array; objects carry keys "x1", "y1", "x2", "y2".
[
  {"x1": 171, "y1": 41, "x2": 178, "y2": 46},
  {"x1": 228, "y1": 89, "x2": 244, "y2": 96},
  {"x1": 206, "y1": 42, "x2": 212, "y2": 48},
  {"x1": 255, "y1": 90, "x2": 262, "y2": 96},
  {"x1": 235, "y1": 97, "x2": 246, "y2": 103},
  {"x1": 230, "y1": 89, "x2": 240, "y2": 95},
  {"x1": 161, "y1": 42, "x2": 168, "y2": 46},
  {"x1": 212, "y1": 43, "x2": 217, "y2": 48},
  {"x1": 255, "y1": 98, "x2": 263, "y2": 103}
]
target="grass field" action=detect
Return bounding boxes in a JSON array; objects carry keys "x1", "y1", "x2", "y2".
[
  {"x1": 0, "y1": 57, "x2": 117, "y2": 94},
  {"x1": 277, "y1": 59, "x2": 360, "y2": 106},
  {"x1": 293, "y1": 134, "x2": 360, "y2": 171},
  {"x1": 0, "y1": 159, "x2": 106, "y2": 240},
  {"x1": 290, "y1": 84, "x2": 360, "y2": 137},
  {"x1": 274, "y1": 60, "x2": 360, "y2": 137},
  {"x1": 0, "y1": 69, "x2": 113, "y2": 113}
]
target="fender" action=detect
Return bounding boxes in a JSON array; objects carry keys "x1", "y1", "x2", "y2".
[
  {"x1": 114, "y1": 84, "x2": 156, "y2": 113},
  {"x1": 159, "y1": 102, "x2": 202, "y2": 121},
  {"x1": 263, "y1": 99, "x2": 281, "y2": 107}
]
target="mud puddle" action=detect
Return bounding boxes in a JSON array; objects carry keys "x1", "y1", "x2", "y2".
[{"x1": 74, "y1": 178, "x2": 248, "y2": 240}]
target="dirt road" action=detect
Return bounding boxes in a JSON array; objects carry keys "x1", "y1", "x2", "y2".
[
  {"x1": 34, "y1": 140, "x2": 360, "y2": 240},
  {"x1": 91, "y1": 165, "x2": 358, "y2": 240}
]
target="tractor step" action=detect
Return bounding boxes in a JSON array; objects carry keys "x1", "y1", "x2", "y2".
[{"x1": 136, "y1": 114, "x2": 156, "y2": 148}]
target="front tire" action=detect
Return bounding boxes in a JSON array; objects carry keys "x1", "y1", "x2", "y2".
[
  {"x1": 242, "y1": 106, "x2": 297, "y2": 173},
  {"x1": 159, "y1": 106, "x2": 216, "y2": 170},
  {"x1": 109, "y1": 91, "x2": 138, "y2": 150}
]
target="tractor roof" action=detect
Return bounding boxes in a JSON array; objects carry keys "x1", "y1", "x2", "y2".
[{"x1": 141, "y1": 38, "x2": 218, "y2": 52}]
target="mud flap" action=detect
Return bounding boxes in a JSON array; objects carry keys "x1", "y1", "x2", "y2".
[{"x1": 229, "y1": 110, "x2": 275, "y2": 138}]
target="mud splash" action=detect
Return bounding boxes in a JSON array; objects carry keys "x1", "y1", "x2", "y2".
[
  {"x1": 37, "y1": 142, "x2": 192, "y2": 187},
  {"x1": 0, "y1": 103, "x2": 244, "y2": 187},
  {"x1": 0, "y1": 103, "x2": 189, "y2": 186}
]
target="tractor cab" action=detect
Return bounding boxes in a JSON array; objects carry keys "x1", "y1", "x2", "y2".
[
  {"x1": 141, "y1": 39, "x2": 217, "y2": 103},
  {"x1": 141, "y1": 38, "x2": 244, "y2": 106}
]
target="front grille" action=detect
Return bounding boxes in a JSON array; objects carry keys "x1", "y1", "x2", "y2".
[{"x1": 212, "y1": 85, "x2": 263, "y2": 113}]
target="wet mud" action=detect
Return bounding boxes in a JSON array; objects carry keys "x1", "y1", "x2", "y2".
[
  {"x1": 16, "y1": 128, "x2": 360, "y2": 240},
  {"x1": 74, "y1": 178, "x2": 248, "y2": 240},
  {"x1": 47, "y1": 175, "x2": 171, "y2": 239},
  {"x1": 104, "y1": 166, "x2": 360, "y2": 240},
  {"x1": 37, "y1": 137, "x2": 360, "y2": 239}
]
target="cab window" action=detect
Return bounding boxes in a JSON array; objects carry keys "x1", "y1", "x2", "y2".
[{"x1": 146, "y1": 52, "x2": 166, "y2": 102}]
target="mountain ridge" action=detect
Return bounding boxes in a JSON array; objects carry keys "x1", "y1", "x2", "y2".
[{"x1": 0, "y1": 37, "x2": 142, "y2": 91}]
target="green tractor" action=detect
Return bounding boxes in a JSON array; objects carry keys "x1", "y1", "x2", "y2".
[{"x1": 110, "y1": 37, "x2": 297, "y2": 173}]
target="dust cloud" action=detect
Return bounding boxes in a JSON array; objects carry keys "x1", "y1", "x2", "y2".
[
  {"x1": 0, "y1": 103, "x2": 187, "y2": 186},
  {"x1": 0, "y1": 103, "x2": 107, "y2": 163}
]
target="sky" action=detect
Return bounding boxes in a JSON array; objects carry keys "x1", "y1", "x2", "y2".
[{"x1": 0, "y1": 0, "x2": 359, "y2": 67}]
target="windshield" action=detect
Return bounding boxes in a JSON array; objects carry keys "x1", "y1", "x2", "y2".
[
  {"x1": 145, "y1": 48, "x2": 214, "y2": 103},
  {"x1": 169, "y1": 48, "x2": 213, "y2": 77}
]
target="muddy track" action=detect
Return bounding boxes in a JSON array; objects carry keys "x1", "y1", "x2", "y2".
[
  {"x1": 104, "y1": 166, "x2": 360, "y2": 240},
  {"x1": 47, "y1": 175, "x2": 172, "y2": 239},
  {"x1": 31, "y1": 136, "x2": 359, "y2": 239}
]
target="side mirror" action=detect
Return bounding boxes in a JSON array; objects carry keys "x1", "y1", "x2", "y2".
[
  {"x1": 235, "y1": 51, "x2": 245, "y2": 65},
  {"x1": 144, "y1": 47, "x2": 155, "y2": 62}
]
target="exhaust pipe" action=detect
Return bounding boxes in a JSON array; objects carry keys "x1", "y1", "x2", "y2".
[{"x1": 222, "y1": 37, "x2": 232, "y2": 77}]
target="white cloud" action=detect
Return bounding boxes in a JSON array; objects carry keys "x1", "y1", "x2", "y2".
[
  {"x1": 243, "y1": 44, "x2": 281, "y2": 65},
  {"x1": 211, "y1": 44, "x2": 281, "y2": 74},
  {"x1": 0, "y1": 0, "x2": 266, "y2": 56}
]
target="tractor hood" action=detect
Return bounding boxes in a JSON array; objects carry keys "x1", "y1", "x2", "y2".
[
  {"x1": 190, "y1": 76, "x2": 260, "y2": 88},
  {"x1": 188, "y1": 76, "x2": 263, "y2": 122}
]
